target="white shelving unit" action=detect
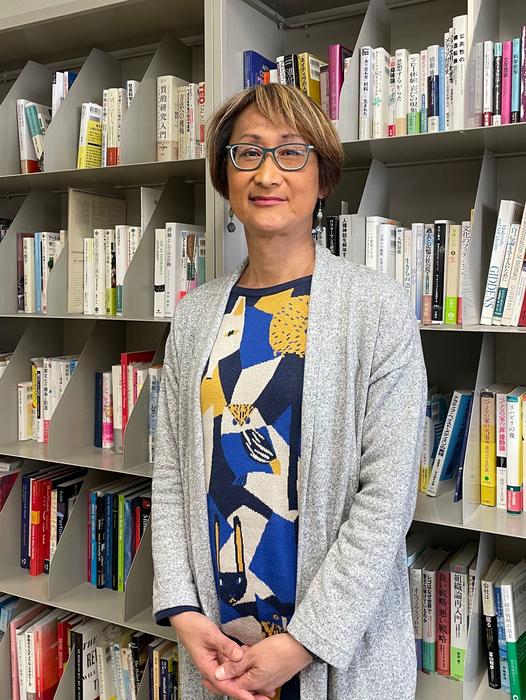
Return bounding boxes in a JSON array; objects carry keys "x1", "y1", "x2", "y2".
[{"x1": 1, "y1": 0, "x2": 526, "y2": 698}]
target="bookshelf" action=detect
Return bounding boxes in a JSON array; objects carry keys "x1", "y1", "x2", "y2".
[{"x1": 1, "y1": 0, "x2": 526, "y2": 698}]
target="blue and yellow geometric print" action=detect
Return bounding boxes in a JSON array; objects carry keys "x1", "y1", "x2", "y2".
[{"x1": 200, "y1": 275, "x2": 311, "y2": 658}]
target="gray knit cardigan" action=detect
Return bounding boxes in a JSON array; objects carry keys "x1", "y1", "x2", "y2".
[{"x1": 151, "y1": 243, "x2": 427, "y2": 699}]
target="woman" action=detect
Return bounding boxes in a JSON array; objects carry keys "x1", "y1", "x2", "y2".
[{"x1": 151, "y1": 84, "x2": 427, "y2": 700}]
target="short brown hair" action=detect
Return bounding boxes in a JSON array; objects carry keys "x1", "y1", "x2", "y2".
[{"x1": 206, "y1": 84, "x2": 344, "y2": 200}]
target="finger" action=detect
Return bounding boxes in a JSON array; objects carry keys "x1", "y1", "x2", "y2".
[
  {"x1": 213, "y1": 634, "x2": 245, "y2": 662},
  {"x1": 215, "y1": 654, "x2": 252, "y2": 681},
  {"x1": 202, "y1": 676, "x2": 256, "y2": 700}
]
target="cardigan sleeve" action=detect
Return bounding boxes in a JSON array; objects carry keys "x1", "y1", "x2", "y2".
[
  {"x1": 151, "y1": 314, "x2": 201, "y2": 620},
  {"x1": 286, "y1": 286, "x2": 427, "y2": 670}
]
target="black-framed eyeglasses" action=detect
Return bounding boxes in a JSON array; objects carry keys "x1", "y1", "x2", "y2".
[{"x1": 226, "y1": 143, "x2": 315, "y2": 171}]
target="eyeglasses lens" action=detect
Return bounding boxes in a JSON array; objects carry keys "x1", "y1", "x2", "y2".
[{"x1": 232, "y1": 145, "x2": 309, "y2": 170}]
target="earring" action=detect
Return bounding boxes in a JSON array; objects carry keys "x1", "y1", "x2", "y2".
[
  {"x1": 227, "y1": 206, "x2": 236, "y2": 233},
  {"x1": 312, "y1": 198, "x2": 324, "y2": 241}
]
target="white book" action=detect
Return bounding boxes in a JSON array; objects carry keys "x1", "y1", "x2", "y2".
[
  {"x1": 502, "y1": 207, "x2": 526, "y2": 326},
  {"x1": 458, "y1": 220, "x2": 472, "y2": 324},
  {"x1": 506, "y1": 386, "x2": 526, "y2": 513},
  {"x1": 483, "y1": 41, "x2": 494, "y2": 124},
  {"x1": 338, "y1": 214, "x2": 350, "y2": 260},
  {"x1": 365, "y1": 216, "x2": 398, "y2": 270},
  {"x1": 500, "y1": 560, "x2": 526, "y2": 679},
  {"x1": 493, "y1": 222, "x2": 520, "y2": 325},
  {"x1": 83, "y1": 237, "x2": 95, "y2": 315},
  {"x1": 187, "y1": 83, "x2": 199, "y2": 159},
  {"x1": 395, "y1": 48, "x2": 409, "y2": 136},
  {"x1": 16, "y1": 99, "x2": 38, "y2": 172},
  {"x1": 496, "y1": 388, "x2": 512, "y2": 510},
  {"x1": 468, "y1": 556, "x2": 478, "y2": 618},
  {"x1": 408, "y1": 53, "x2": 420, "y2": 134},
  {"x1": 452, "y1": 15, "x2": 468, "y2": 130},
  {"x1": 115, "y1": 224, "x2": 129, "y2": 316},
  {"x1": 423, "y1": 549, "x2": 449, "y2": 664},
  {"x1": 42, "y1": 357, "x2": 52, "y2": 442},
  {"x1": 165, "y1": 222, "x2": 185, "y2": 316},
  {"x1": 403, "y1": 228, "x2": 412, "y2": 298},
  {"x1": 372, "y1": 48, "x2": 390, "y2": 138},
  {"x1": 52, "y1": 71, "x2": 64, "y2": 118},
  {"x1": 128, "y1": 226, "x2": 142, "y2": 266},
  {"x1": 377, "y1": 224, "x2": 396, "y2": 278},
  {"x1": 359, "y1": 47, "x2": 374, "y2": 140},
  {"x1": 395, "y1": 227, "x2": 404, "y2": 286},
  {"x1": 157, "y1": 75, "x2": 180, "y2": 161},
  {"x1": 481, "y1": 558, "x2": 506, "y2": 618},
  {"x1": 154, "y1": 228, "x2": 166, "y2": 317},
  {"x1": 413, "y1": 223, "x2": 425, "y2": 321},
  {"x1": 409, "y1": 547, "x2": 434, "y2": 667},
  {"x1": 480, "y1": 200, "x2": 523, "y2": 324},
  {"x1": 101, "y1": 89, "x2": 109, "y2": 167},
  {"x1": 23, "y1": 237, "x2": 35, "y2": 313},
  {"x1": 18, "y1": 381, "x2": 33, "y2": 440},
  {"x1": 41, "y1": 231, "x2": 59, "y2": 314},
  {"x1": 420, "y1": 49, "x2": 428, "y2": 131},
  {"x1": 512, "y1": 264, "x2": 526, "y2": 327},
  {"x1": 450, "y1": 542, "x2": 478, "y2": 680},
  {"x1": 427, "y1": 45, "x2": 440, "y2": 133},
  {"x1": 93, "y1": 228, "x2": 106, "y2": 316},
  {"x1": 444, "y1": 32, "x2": 453, "y2": 131},
  {"x1": 126, "y1": 79, "x2": 140, "y2": 107},
  {"x1": 388, "y1": 55, "x2": 396, "y2": 136}
]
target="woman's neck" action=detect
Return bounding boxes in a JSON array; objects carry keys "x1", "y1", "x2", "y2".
[{"x1": 236, "y1": 229, "x2": 315, "y2": 288}]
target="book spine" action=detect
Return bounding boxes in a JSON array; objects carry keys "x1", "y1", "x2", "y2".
[
  {"x1": 522, "y1": 26, "x2": 526, "y2": 122},
  {"x1": 102, "y1": 371, "x2": 114, "y2": 449},
  {"x1": 93, "y1": 229, "x2": 105, "y2": 315},
  {"x1": 431, "y1": 223, "x2": 447, "y2": 323},
  {"x1": 444, "y1": 224, "x2": 460, "y2": 324},
  {"x1": 388, "y1": 55, "x2": 396, "y2": 137},
  {"x1": 452, "y1": 15, "x2": 468, "y2": 130},
  {"x1": 511, "y1": 37, "x2": 521, "y2": 123},
  {"x1": 438, "y1": 46, "x2": 445, "y2": 132},
  {"x1": 480, "y1": 390, "x2": 497, "y2": 506},
  {"x1": 359, "y1": 47, "x2": 373, "y2": 140},
  {"x1": 501, "y1": 41, "x2": 512, "y2": 125},
  {"x1": 372, "y1": 48, "x2": 389, "y2": 138},
  {"x1": 496, "y1": 391, "x2": 509, "y2": 510},
  {"x1": 408, "y1": 53, "x2": 420, "y2": 134},
  {"x1": 422, "y1": 568, "x2": 436, "y2": 672},
  {"x1": 115, "y1": 225, "x2": 127, "y2": 316},
  {"x1": 422, "y1": 224, "x2": 434, "y2": 325},
  {"x1": 483, "y1": 41, "x2": 494, "y2": 126},
  {"x1": 427, "y1": 45, "x2": 440, "y2": 133},
  {"x1": 420, "y1": 49, "x2": 428, "y2": 133},
  {"x1": 506, "y1": 395, "x2": 523, "y2": 513},
  {"x1": 450, "y1": 571, "x2": 468, "y2": 680},
  {"x1": 104, "y1": 228, "x2": 116, "y2": 316},
  {"x1": 484, "y1": 612, "x2": 501, "y2": 688},
  {"x1": 494, "y1": 222, "x2": 520, "y2": 324},
  {"x1": 118, "y1": 495, "x2": 125, "y2": 591},
  {"x1": 493, "y1": 43, "x2": 503, "y2": 125},
  {"x1": 437, "y1": 567, "x2": 450, "y2": 676},
  {"x1": 395, "y1": 49, "x2": 408, "y2": 136},
  {"x1": 501, "y1": 582, "x2": 521, "y2": 698}
]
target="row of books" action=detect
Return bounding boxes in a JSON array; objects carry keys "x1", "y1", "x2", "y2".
[
  {"x1": 407, "y1": 535, "x2": 478, "y2": 681},
  {"x1": 94, "y1": 359, "x2": 162, "y2": 463},
  {"x1": 156, "y1": 77, "x2": 206, "y2": 162},
  {"x1": 243, "y1": 46, "x2": 351, "y2": 121},
  {"x1": 359, "y1": 15, "x2": 469, "y2": 139},
  {"x1": 86, "y1": 476, "x2": 151, "y2": 592},
  {"x1": 314, "y1": 212, "x2": 473, "y2": 326},
  {"x1": 154, "y1": 224, "x2": 206, "y2": 318},
  {"x1": 0, "y1": 217, "x2": 12, "y2": 243},
  {"x1": 421, "y1": 388, "x2": 473, "y2": 499},
  {"x1": 5, "y1": 597, "x2": 177, "y2": 700},
  {"x1": 480, "y1": 383, "x2": 526, "y2": 513},
  {"x1": 481, "y1": 199, "x2": 526, "y2": 327},
  {"x1": 18, "y1": 464, "x2": 87, "y2": 577},
  {"x1": 17, "y1": 355, "x2": 79, "y2": 442},
  {"x1": 16, "y1": 230, "x2": 66, "y2": 313}
]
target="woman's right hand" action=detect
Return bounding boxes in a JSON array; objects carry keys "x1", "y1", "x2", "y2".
[{"x1": 170, "y1": 611, "x2": 271, "y2": 699}]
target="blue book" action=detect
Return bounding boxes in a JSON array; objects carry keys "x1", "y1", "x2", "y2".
[
  {"x1": 453, "y1": 393, "x2": 474, "y2": 502},
  {"x1": 104, "y1": 491, "x2": 114, "y2": 589},
  {"x1": 427, "y1": 390, "x2": 473, "y2": 496},
  {"x1": 438, "y1": 47, "x2": 445, "y2": 132},
  {"x1": 89, "y1": 490, "x2": 97, "y2": 585},
  {"x1": 512, "y1": 37, "x2": 521, "y2": 122},
  {"x1": 243, "y1": 50, "x2": 276, "y2": 88},
  {"x1": 66, "y1": 70, "x2": 78, "y2": 89},
  {"x1": 34, "y1": 232, "x2": 42, "y2": 313}
]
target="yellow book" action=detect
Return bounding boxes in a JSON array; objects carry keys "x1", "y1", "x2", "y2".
[
  {"x1": 480, "y1": 383, "x2": 511, "y2": 506},
  {"x1": 444, "y1": 223, "x2": 461, "y2": 324},
  {"x1": 77, "y1": 102, "x2": 103, "y2": 169},
  {"x1": 297, "y1": 53, "x2": 327, "y2": 105}
]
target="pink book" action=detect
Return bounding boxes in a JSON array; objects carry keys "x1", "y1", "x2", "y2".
[
  {"x1": 102, "y1": 370, "x2": 114, "y2": 449},
  {"x1": 501, "y1": 40, "x2": 512, "y2": 125},
  {"x1": 521, "y1": 27, "x2": 526, "y2": 122},
  {"x1": 10, "y1": 604, "x2": 47, "y2": 700},
  {"x1": 328, "y1": 44, "x2": 353, "y2": 120},
  {"x1": 436, "y1": 557, "x2": 452, "y2": 676}
]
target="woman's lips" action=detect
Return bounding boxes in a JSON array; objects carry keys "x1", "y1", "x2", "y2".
[{"x1": 250, "y1": 197, "x2": 286, "y2": 206}]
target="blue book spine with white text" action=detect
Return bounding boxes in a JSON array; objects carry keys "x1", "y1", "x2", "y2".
[
  {"x1": 438, "y1": 47, "x2": 445, "y2": 132},
  {"x1": 436, "y1": 392, "x2": 472, "y2": 481},
  {"x1": 34, "y1": 232, "x2": 42, "y2": 313},
  {"x1": 104, "y1": 492, "x2": 113, "y2": 589},
  {"x1": 90, "y1": 490, "x2": 97, "y2": 584},
  {"x1": 512, "y1": 37, "x2": 521, "y2": 122},
  {"x1": 243, "y1": 50, "x2": 277, "y2": 88}
]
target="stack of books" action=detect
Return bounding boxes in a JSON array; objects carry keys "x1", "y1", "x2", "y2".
[
  {"x1": 156, "y1": 77, "x2": 206, "y2": 162},
  {"x1": 16, "y1": 230, "x2": 66, "y2": 314},
  {"x1": 479, "y1": 383, "x2": 526, "y2": 514},
  {"x1": 17, "y1": 355, "x2": 79, "y2": 443},
  {"x1": 407, "y1": 535, "x2": 478, "y2": 682},
  {"x1": 19, "y1": 464, "x2": 87, "y2": 576},
  {"x1": 86, "y1": 476, "x2": 151, "y2": 592},
  {"x1": 154, "y1": 223, "x2": 206, "y2": 318},
  {"x1": 480, "y1": 200, "x2": 526, "y2": 328}
]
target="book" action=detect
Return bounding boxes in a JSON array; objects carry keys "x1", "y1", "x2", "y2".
[
  {"x1": 16, "y1": 99, "x2": 40, "y2": 173},
  {"x1": 506, "y1": 386, "x2": 526, "y2": 514},
  {"x1": 437, "y1": 554, "x2": 453, "y2": 676},
  {"x1": 71, "y1": 618, "x2": 107, "y2": 700},
  {"x1": 422, "y1": 548, "x2": 450, "y2": 673},
  {"x1": 450, "y1": 541, "x2": 478, "y2": 680},
  {"x1": 77, "y1": 102, "x2": 103, "y2": 169},
  {"x1": 480, "y1": 383, "x2": 516, "y2": 507},
  {"x1": 496, "y1": 563, "x2": 515, "y2": 692},
  {"x1": 410, "y1": 547, "x2": 434, "y2": 670},
  {"x1": 243, "y1": 50, "x2": 276, "y2": 88},
  {"x1": 501, "y1": 560, "x2": 526, "y2": 698},
  {"x1": 482, "y1": 558, "x2": 507, "y2": 689}
]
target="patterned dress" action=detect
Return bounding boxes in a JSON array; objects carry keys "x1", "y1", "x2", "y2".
[{"x1": 200, "y1": 275, "x2": 311, "y2": 700}]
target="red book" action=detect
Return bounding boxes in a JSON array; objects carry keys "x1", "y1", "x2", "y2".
[
  {"x1": 107, "y1": 147, "x2": 118, "y2": 166},
  {"x1": 501, "y1": 40, "x2": 512, "y2": 125},
  {"x1": 35, "y1": 611, "x2": 61, "y2": 700},
  {"x1": 134, "y1": 503, "x2": 141, "y2": 555},
  {"x1": 519, "y1": 283, "x2": 526, "y2": 326},
  {"x1": 57, "y1": 613, "x2": 82, "y2": 678},
  {"x1": 30, "y1": 477, "x2": 44, "y2": 576},
  {"x1": 436, "y1": 557, "x2": 452, "y2": 676},
  {"x1": 328, "y1": 44, "x2": 353, "y2": 120},
  {"x1": 10, "y1": 604, "x2": 47, "y2": 700},
  {"x1": 121, "y1": 350, "x2": 155, "y2": 434}
]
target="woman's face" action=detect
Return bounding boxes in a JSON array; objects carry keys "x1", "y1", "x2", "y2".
[{"x1": 226, "y1": 104, "x2": 321, "y2": 239}]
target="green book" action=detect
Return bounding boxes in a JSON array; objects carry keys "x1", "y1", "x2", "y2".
[{"x1": 501, "y1": 560, "x2": 526, "y2": 698}]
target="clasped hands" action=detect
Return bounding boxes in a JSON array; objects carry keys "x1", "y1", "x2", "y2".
[{"x1": 170, "y1": 611, "x2": 313, "y2": 699}]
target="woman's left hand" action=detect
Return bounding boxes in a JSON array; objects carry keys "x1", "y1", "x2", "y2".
[{"x1": 208, "y1": 633, "x2": 313, "y2": 697}]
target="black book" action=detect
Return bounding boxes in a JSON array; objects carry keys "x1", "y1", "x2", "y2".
[
  {"x1": 94, "y1": 370, "x2": 103, "y2": 448},
  {"x1": 326, "y1": 216, "x2": 340, "y2": 256},
  {"x1": 494, "y1": 49, "x2": 502, "y2": 123},
  {"x1": 484, "y1": 613, "x2": 501, "y2": 688}
]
